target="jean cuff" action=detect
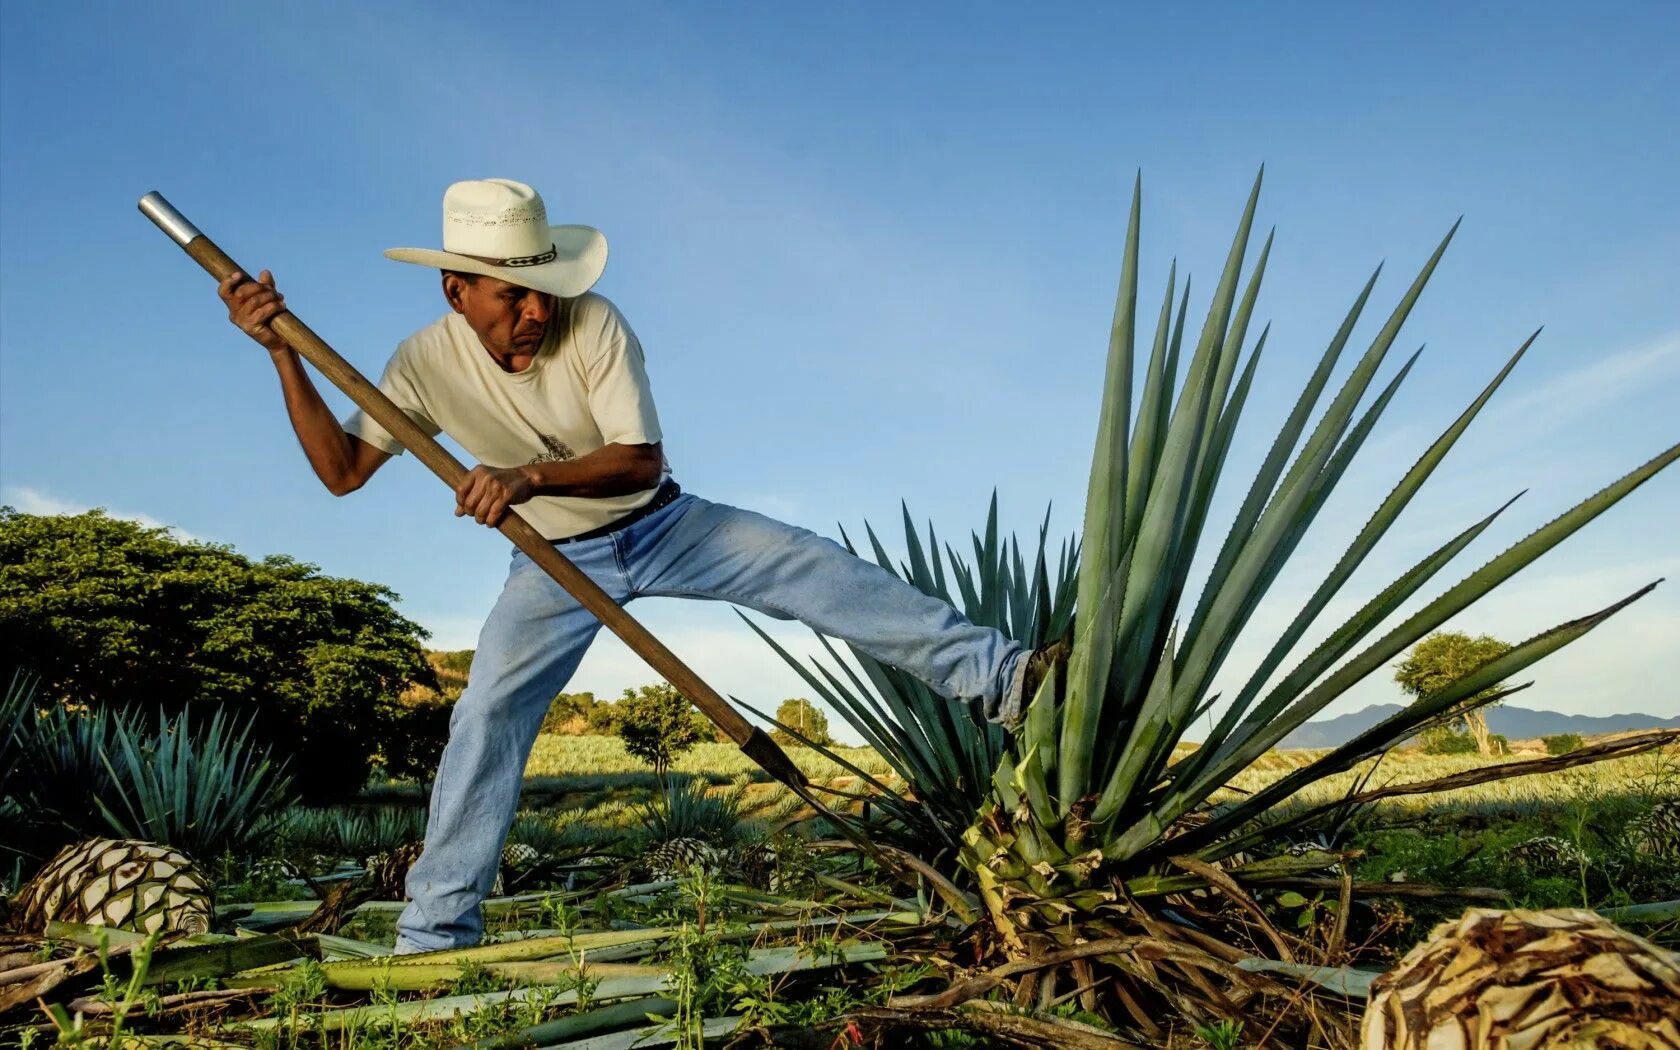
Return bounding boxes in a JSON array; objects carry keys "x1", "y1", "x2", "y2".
[{"x1": 988, "y1": 647, "x2": 1029, "y2": 726}]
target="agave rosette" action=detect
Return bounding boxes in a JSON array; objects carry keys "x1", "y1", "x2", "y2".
[
  {"x1": 757, "y1": 173, "x2": 1675, "y2": 957},
  {"x1": 958, "y1": 172, "x2": 1676, "y2": 947},
  {"x1": 742, "y1": 495, "x2": 1076, "y2": 858}
]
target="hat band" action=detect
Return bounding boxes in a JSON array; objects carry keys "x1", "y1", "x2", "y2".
[{"x1": 456, "y1": 244, "x2": 558, "y2": 268}]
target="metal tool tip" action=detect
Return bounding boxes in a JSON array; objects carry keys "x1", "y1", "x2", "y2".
[{"x1": 138, "y1": 192, "x2": 202, "y2": 246}]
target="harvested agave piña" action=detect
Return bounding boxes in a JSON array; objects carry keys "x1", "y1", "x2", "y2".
[
  {"x1": 10, "y1": 838, "x2": 213, "y2": 936},
  {"x1": 1627, "y1": 798, "x2": 1680, "y2": 862},
  {"x1": 1503, "y1": 835, "x2": 1587, "y2": 872},
  {"x1": 365, "y1": 841, "x2": 427, "y2": 900},
  {"x1": 635, "y1": 836, "x2": 724, "y2": 881},
  {"x1": 364, "y1": 841, "x2": 535, "y2": 899},
  {"x1": 1361, "y1": 907, "x2": 1680, "y2": 1049}
]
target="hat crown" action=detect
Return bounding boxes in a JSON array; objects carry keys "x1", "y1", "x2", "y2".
[{"x1": 441, "y1": 179, "x2": 552, "y2": 260}]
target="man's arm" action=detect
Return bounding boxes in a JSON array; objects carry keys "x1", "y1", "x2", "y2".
[
  {"x1": 453, "y1": 443, "x2": 663, "y2": 526},
  {"x1": 221, "y1": 269, "x2": 391, "y2": 495},
  {"x1": 523, "y1": 442, "x2": 664, "y2": 498}
]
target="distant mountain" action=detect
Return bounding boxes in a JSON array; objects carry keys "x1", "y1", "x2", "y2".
[{"x1": 1277, "y1": 704, "x2": 1680, "y2": 750}]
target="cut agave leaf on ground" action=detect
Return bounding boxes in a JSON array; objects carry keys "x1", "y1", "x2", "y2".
[
  {"x1": 1235, "y1": 958, "x2": 1381, "y2": 999},
  {"x1": 459, "y1": 996, "x2": 679, "y2": 1050},
  {"x1": 140, "y1": 931, "x2": 317, "y2": 986},
  {"x1": 545, "y1": 1014, "x2": 742, "y2": 1050},
  {"x1": 315, "y1": 958, "x2": 660, "y2": 992},
  {"x1": 238, "y1": 939, "x2": 887, "y2": 1032},
  {"x1": 314, "y1": 932, "x2": 392, "y2": 959},
  {"x1": 383, "y1": 927, "x2": 674, "y2": 965}
]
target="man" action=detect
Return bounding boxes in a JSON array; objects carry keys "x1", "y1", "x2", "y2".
[{"x1": 220, "y1": 178, "x2": 1043, "y2": 954}]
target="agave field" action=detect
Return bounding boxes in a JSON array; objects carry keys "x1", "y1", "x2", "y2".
[{"x1": 4, "y1": 174, "x2": 1680, "y2": 1047}]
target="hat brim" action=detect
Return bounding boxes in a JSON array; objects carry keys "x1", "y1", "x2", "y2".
[{"x1": 384, "y1": 224, "x2": 607, "y2": 298}]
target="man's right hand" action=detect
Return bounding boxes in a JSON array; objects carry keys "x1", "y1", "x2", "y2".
[{"x1": 219, "y1": 269, "x2": 291, "y2": 356}]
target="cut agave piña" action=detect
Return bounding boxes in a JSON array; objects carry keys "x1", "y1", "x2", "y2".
[
  {"x1": 1361, "y1": 907, "x2": 1680, "y2": 1048},
  {"x1": 11, "y1": 837, "x2": 213, "y2": 936}
]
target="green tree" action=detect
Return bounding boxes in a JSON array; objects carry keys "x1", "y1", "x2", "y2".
[
  {"x1": 541, "y1": 690, "x2": 602, "y2": 734},
  {"x1": 1394, "y1": 631, "x2": 1515, "y2": 756},
  {"x1": 616, "y1": 682, "x2": 705, "y2": 777},
  {"x1": 0, "y1": 508, "x2": 437, "y2": 799},
  {"x1": 585, "y1": 697, "x2": 625, "y2": 735},
  {"x1": 428, "y1": 650, "x2": 474, "y2": 695},
  {"x1": 772, "y1": 697, "x2": 833, "y2": 747},
  {"x1": 1417, "y1": 724, "x2": 1478, "y2": 755}
]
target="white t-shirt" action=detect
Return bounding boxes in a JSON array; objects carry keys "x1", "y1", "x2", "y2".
[{"x1": 342, "y1": 292, "x2": 667, "y2": 540}]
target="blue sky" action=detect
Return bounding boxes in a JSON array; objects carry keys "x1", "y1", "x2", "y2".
[{"x1": 3, "y1": 2, "x2": 1676, "y2": 742}]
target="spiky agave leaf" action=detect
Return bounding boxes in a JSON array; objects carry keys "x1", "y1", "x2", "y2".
[
  {"x1": 742, "y1": 493, "x2": 1077, "y2": 858},
  {"x1": 960, "y1": 171, "x2": 1675, "y2": 948},
  {"x1": 635, "y1": 775, "x2": 749, "y2": 847},
  {"x1": 0, "y1": 671, "x2": 31, "y2": 838},
  {"x1": 94, "y1": 704, "x2": 295, "y2": 859}
]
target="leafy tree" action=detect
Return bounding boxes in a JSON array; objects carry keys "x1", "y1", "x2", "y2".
[
  {"x1": 1544, "y1": 733, "x2": 1584, "y2": 756},
  {"x1": 541, "y1": 690, "x2": 604, "y2": 734},
  {"x1": 616, "y1": 682, "x2": 705, "y2": 777},
  {"x1": 772, "y1": 697, "x2": 833, "y2": 747},
  {"x1": 428, "y1": 650, "x2": 474, "y2": 695},
  {"x1": 1417, "y1": 725, "x2": 1478, "y2": 754},
  {"x1": 380, "y1": 697, "x2": 454, "y2": 781},
  {"x1": 0, "y1": 508, "x2": 438, "y2": 799},
  {"x1": 1394, "y1": 631, "x2": 1514, "y2": 756},
  {"x1": 585, "y1": 697, "x2": 625, "y2": 735}
]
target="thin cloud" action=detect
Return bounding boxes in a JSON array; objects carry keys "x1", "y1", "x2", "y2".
[
  {"x1": 1, "y1": 486, "x2": 205, "y2": 543},
  {"x1": 1488, "y1": 330, "x2": 1680, "y2": 426}
]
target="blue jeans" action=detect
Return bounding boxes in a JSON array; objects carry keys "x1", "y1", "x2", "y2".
[{"x1": 393, "y1": 491, "x2": 1024, "y2": 952}]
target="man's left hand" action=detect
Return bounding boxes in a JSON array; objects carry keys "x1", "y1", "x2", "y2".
[{"x1": 455, "y1": 466, "x2": 535, "y2": 527}]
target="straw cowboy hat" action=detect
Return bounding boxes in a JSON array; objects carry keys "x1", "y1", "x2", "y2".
[{"x1": 385, "y1": 179, "x2": 607, "y2": 298}]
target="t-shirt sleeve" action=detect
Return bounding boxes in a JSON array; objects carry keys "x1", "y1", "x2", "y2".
[
  {"x1": 341, "y1": 342, "x2": 441, "y2": 455},
  {"x1": 583, "y1": 297, "x2": 664, "y2": 447}
]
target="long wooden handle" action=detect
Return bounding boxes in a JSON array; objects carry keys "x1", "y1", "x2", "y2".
[{"x1": 138, "y1": 191, "x2": 808, "y2": 792}]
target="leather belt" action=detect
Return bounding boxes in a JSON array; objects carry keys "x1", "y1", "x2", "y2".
[{"x1": 552, "y1": 479, "x2": 682, "y2": 545}]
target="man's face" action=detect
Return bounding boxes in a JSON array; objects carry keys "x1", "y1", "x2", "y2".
[{"x1": 443, "y1": 273, "x2": 555, "y2": 358}]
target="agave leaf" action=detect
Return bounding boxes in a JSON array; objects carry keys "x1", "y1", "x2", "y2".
[
  {"x1": 901, "y1": 502, "x2": 937, "y2": 594},
  {"x1": 1170, "y1": 350, "x2": 1421, "y2": 731},
  {"x1": 142, "y1": 932, "x2": 316, "y2": 986},
  {"x1": 1125, "y1": 261, "x2": 1178, "y2": 538},
  {"x1": 1200, "y1": 230, "x2": 1273, "y2": 464},
  {"x1": 94, "y1": 705, "x2": 293, "y2": 858},
  {"x1": 749, "y1": 497, "x2": 1074, "y2": 857},
  {"x1": 1084, "y1": 173, "x2": 1265, "y2": 760},
  {"x1": 1156, "y1": 582, "x2": 1661, "y2": 861},
  {"x1": 1093, "y1": 625, "x2": 1176, "y2": 823},
  {"x1": 1260, "y1": 222, "x2": 1460, "y2": 540},
  {"x1": 1182, "y1": 334, "x2": 1539, "y2": 791},
  {"x1": 1135, "y1": 492, "x2": 1521, "y2": 840},
  {"x1": 1185, "y1": 265, "x2": 1383, "y2": 649},
  {"x1": 1159, "y1": 275, "x2": 1191, "y2": 458},
  {"x1": 1208, "y1": 439, "x2": 1680, "y2": 782},
  {"x1": 834, "y1": 650, "x2": 969, "y2": 794},
  {"x1": 1166, "y1": 239, "x2": 1274, "y2": 614},
  {"x1": 1059, "y1": 175, "x2": 1144, "y2": 798},
  {"x1": 1217, "y1": 725, "x2": 1680, "y2": 863},
  {"x1": 825, "y1": 658, "x2": 964, "y2": 798},
  {"x1": 738, "y1": 617, "x2": 947, "y2": 806}
]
